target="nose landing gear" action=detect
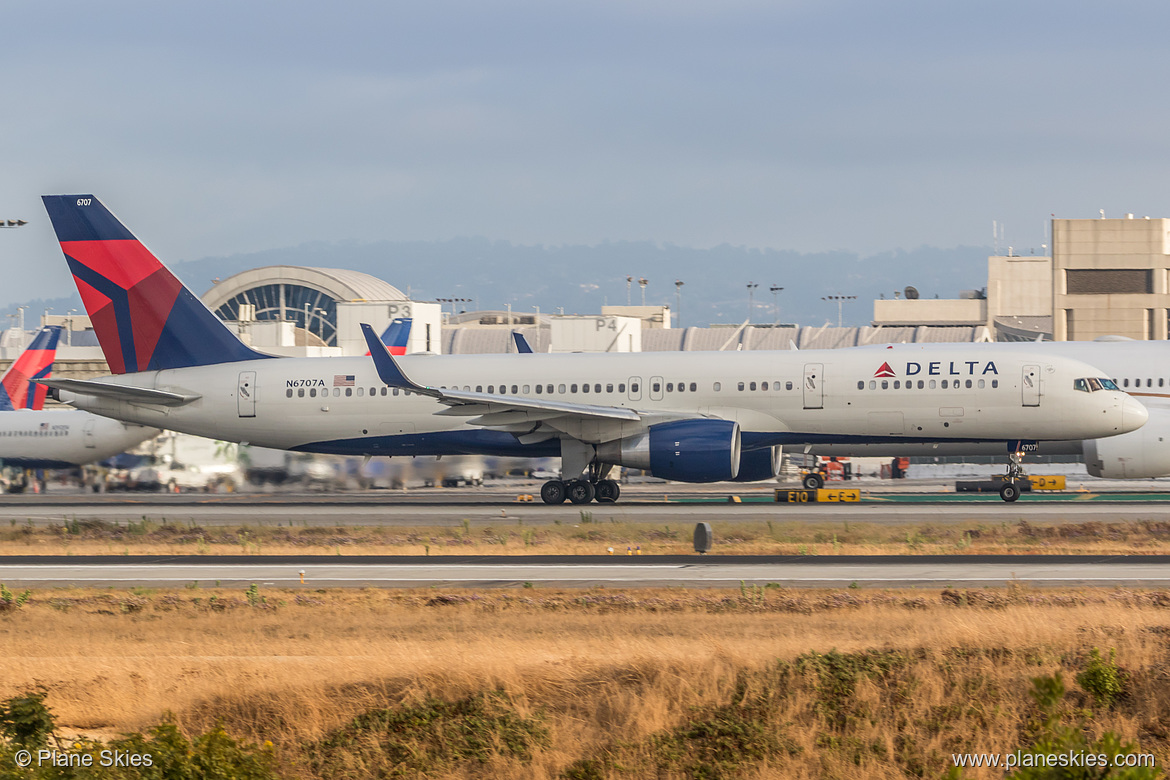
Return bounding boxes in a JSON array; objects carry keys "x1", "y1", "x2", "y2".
[{"x1": 999, "y1": 444, "x2": 1031, "y2": 502}]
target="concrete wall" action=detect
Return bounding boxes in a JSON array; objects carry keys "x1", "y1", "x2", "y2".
[
  {"x1": 550, "y1": 316, "x2": 642, "y2": 352},
  {"x1": 988, "y1": 256, "x2": 1051, "y2": 320},
  {"x1": 1053, "y1": 217, "x2": 1170, "y2": 340},
  {"x1": 872, "y1": 297, "x2": 987, "y2": 326}
]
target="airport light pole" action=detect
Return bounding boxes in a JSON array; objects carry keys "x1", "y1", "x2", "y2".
[
  {"x1": 638, "y1": 278, "x2": 648, "y2": 306},
  {"x1": 746, "y1": 282, "x2": 759, "y2": 323},
  {"x1": 626, "y1": 276, "x2": 633, "y2": 306},
  {"x1": 822, "y1": 294, "x2": 856, "y2": 327},
  {"x1": 674, "y1": 280, "x2": 684, "y2": 328},
  {"x1": 769, "y1": 285, "x2": 784, "y2": 323}
]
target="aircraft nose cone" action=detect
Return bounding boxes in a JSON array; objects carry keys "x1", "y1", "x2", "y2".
[{"x1": 1121, "y1": 394, "x2": 1149, "y2": 433}]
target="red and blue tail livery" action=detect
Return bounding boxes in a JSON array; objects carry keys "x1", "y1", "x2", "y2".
[
  {"x1": 365, "y1": 318, "x2": 411, "y2": 356},
  {"x1": 0, "y1": 326, "x2": 62, "y2": 411},
  {"x1": 41, "y1": 195, "x2": 270, "y2": 374}
]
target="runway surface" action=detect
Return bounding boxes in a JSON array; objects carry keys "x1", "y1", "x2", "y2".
[
  {"x1": 5, "y1": 483, "x2": 1170, "y2": 526},
  {"x1": 2, "y1": 554, "x2": 1168, "y2": 588}
]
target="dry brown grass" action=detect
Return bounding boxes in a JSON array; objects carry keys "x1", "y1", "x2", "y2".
[
  {"x1": 3, "y1": 515, "x2": 1170, "y2": 556},
  {"x1": 2, "y1": 585, "x2": 1169, "y2": 778}
]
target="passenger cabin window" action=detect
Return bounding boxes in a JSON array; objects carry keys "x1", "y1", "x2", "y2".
[
  {"x1": 749, "y1": 382, "x2": 757, "y2": 391},
  {"x1": 606, "y1": 383, "x2": 613, "y2": 393},
  {"x1": 559, "y1": 384, "x2": 567, "y2": 393},
  {"x1": 619, "y1": 383, "x2": 626, "y2": 392},
  {"x1": 713, "y1": 382, "x2": 721, "y2": 391},
  {"x1": 583, "y1": 384, "x2": 590, "y2": 393},
  {"x1": 652, "y1": 382, "x2": 661, "y2": 393},
  {"x1": 595, "y1": 384, "x2": 601, "y2": 393},
  {"x1": 571, "y1": 384, "x2": 578, "y2": 393},
  {"x1": 737, "y1": 382, "x2": 744, "y2": 391},
  {"x1": 785, "y1": 381, "x2": 793, "y2": 391},
  {"x1": 286, "y1": 389, "x2": 293, "y2": 398},
  {"x1": 869, "y1": 380, "x2": 876, "y2": 390},
  {"x1": 991, "y1": 380, "x2": 998, "y2": 389},
  {"x1": 690, "y1": 382, "x2": 696, "y2": 391},
  {"x1": 630, "y1": 383, "x2": 638, "y2": 393},
  {"x1": 666, "y1": 383, "x2": 673, "y2": 392},
  {"x1": 857, "y1": 381, "x2": 864, "y2": 390},
  {"x1": 881, "y1": 380, "x2": 888, "y2": 389}
]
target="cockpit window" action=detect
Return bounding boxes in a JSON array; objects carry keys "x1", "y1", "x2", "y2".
[{"x1": 1075, "y1": 377, "x2": 1120, "y2": 392}]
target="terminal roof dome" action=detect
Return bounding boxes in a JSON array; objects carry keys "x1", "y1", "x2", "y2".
[{"x1": 201, "y1": 265, "x2": 406, "y2": 310}]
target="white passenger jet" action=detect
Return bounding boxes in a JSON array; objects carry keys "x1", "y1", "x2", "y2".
[
  {"x1": 38, "y1": 195, "x2": 1146, "y2": 503},
  {"x1": 0, "y1": 325, "x2": 158, "y2": 469}
]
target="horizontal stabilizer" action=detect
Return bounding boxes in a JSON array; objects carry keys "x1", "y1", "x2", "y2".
[{"x1": 38, "y1": 378, "x2": 201, "y2": 407}]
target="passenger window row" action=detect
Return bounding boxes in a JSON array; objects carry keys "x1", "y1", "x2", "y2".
[
  {"x1": 1121, "y1": 377, "x2": 1165, "y2": 388},
  {"x1": 287, "y1": 386, "x2": 402, "y2": 399},
  {"x1": 284, "y1": 378, "x2": 816, "y2": 400},
  {"x1": 857, "y1": 379, "x2": 999, "y2": 390}
]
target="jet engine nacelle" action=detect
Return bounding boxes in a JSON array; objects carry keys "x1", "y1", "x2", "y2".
[
  {"x1": 596, "y1": 419, "x2": 741, "y2": 482},
  {"x1": 1083, "y1": 406, "x2": 1170, "y2": 478},
  {"x1": 732, "y1": 445, "x2": 782, "y2": 482}
]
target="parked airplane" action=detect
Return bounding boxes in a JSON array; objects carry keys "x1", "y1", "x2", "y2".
[
  {"x1": 0, "y1": 325, "x2": 158, "y2": 469},
  {"x1": 40, "y1": 195, "x2": 1146, "y2": 502},
  {"x1": 1, "y1": 326, "x2": 61, "y2": 410}
]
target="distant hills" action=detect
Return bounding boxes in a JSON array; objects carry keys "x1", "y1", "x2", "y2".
[{"x1": 3, "y1": 239, "x2": 993, "y2": 328}]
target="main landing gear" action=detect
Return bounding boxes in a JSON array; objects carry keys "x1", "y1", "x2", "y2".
[
  {"x1": 540, "y1": 478, "x2": 621, "y2": 504},
  {"x1": 540, "y1": 463, "x2": 621, "y2": 505}
]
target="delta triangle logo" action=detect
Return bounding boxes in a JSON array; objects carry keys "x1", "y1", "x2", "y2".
[{"x1": 874, "y1": 361, "x2": 896, "y2": 378}]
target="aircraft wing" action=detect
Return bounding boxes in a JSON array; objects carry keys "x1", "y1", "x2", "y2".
[
  {"x1": 37, "y1": 378, "x2": 202, "y2": 407},
  {"x1": 361, "y1": 324, "x2": 692, "y2": 442}
]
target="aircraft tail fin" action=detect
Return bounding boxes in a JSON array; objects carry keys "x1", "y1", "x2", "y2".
[
  {"x1": 512, "y1": 331, "x2": 534, "y2": 353},
  {"x1": 365, "y1": 317, "x2": 411, "y2": 356},
  {"x1": 41, "y1": 195, "x2": 270, "y2": 374},
  {"x1": 0, "y1": 326, "x2": 62, "y2": 411}
]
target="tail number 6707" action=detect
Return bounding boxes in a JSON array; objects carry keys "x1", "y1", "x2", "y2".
[{"x1": 76, "y1": 198, "x2": 92, "y2": 206}]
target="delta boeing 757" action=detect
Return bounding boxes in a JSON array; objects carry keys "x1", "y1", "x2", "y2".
[{"x1": 38, "y1": 195, "x2": 1146, "y2": 503}]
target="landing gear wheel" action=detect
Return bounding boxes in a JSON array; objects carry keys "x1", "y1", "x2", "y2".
[
  {"x1": 802, "y1": 473, "x2": 824, "y2": 490},
  {"x1": 567, "y1": 480, "x2": 596, "y2": 504},
  {"x1": 999, "y1": 482, "x2": 1020, "y2": 503},
  {"x1": 595, "y1": 479, "x2": 621, "y2": 503},
  {"x1": 541, "y1": 480, "x2": 567, "y2": 504}
]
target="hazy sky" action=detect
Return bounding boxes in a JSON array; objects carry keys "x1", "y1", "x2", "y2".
[{"x1": 3, "y1": 0, "x2": 1170, "y2": 305}]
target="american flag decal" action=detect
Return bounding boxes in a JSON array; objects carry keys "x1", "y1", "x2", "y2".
[{"x1": 333, "y1": 375, "x2": 355, "y2": 387}]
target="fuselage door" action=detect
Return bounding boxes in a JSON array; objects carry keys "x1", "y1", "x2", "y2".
[
  {"x1": 649, "y1": 376, "x2": 664, "y2": 402},
  {"x1": 238, "y1": 371, "x2": 257, "y2": 418},
  {"x1": 803, "y1": 363, "x2": 824, "y2": 409},
  {"x1": 83, "y1": 419, "x2": 96, "y2": 449},
  {"x1": 628, "y1": 376, "x2": 643, "y2": 402},
  {"x1": 1022, "y1": 364, "x2": 1040, "y2": 407}
]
